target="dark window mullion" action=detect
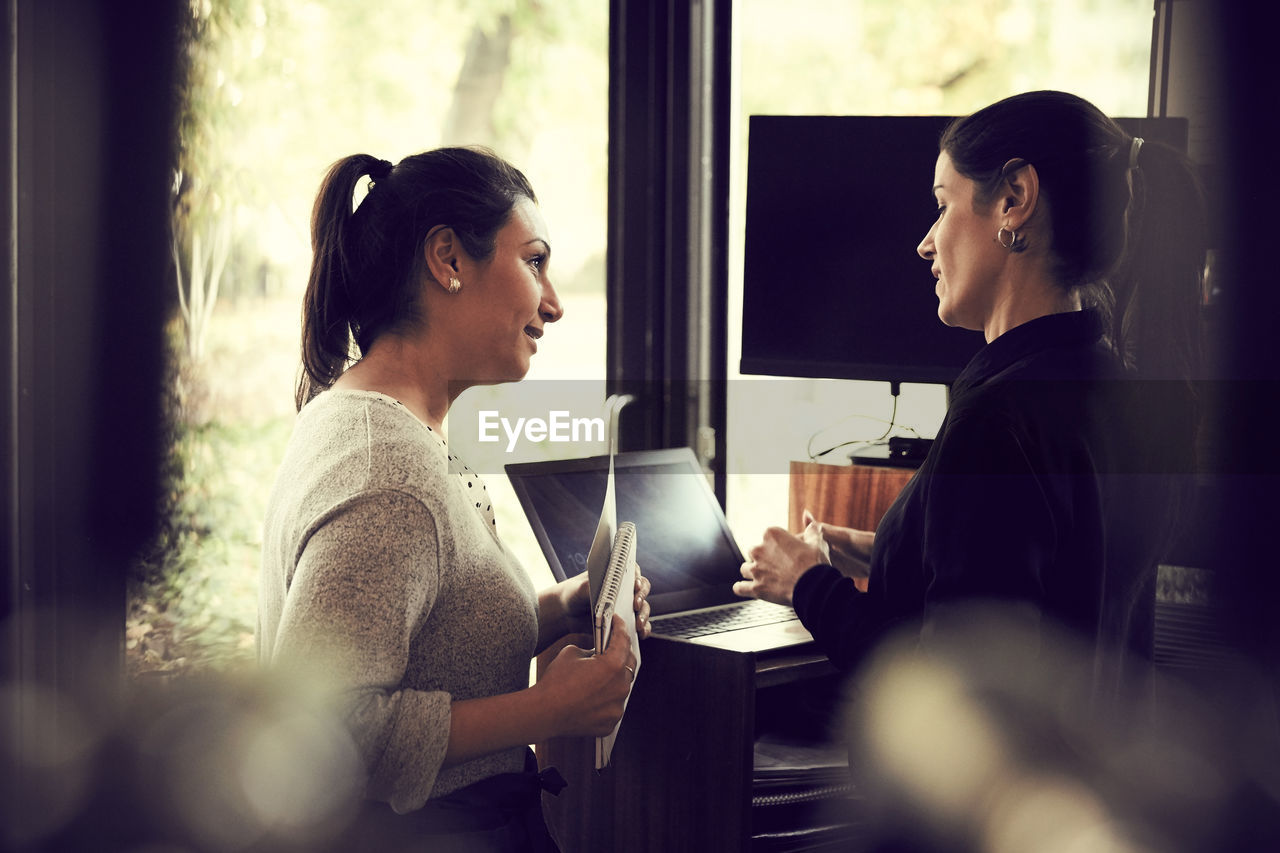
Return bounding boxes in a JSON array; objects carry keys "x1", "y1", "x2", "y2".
[{"x1": 607, "y1": 0, "x2": 730, "y2": 501}]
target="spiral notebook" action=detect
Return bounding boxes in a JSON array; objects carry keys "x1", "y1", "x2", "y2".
[
  {"x1": 577, "y1": 395, "x2": 640, "y2": 769},
  {"x1": 593, "y1": 521, "x2": 639, "y2": 769}
]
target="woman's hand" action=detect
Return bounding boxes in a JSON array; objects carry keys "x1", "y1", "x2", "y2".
[
  {"x1": 733, "y1": 526, "x2": 827, "y2": 606},
  {"x1": 447, "y1": 617, "x2": 637, "y2": 762},
  {"x1": 536, "y1": 574, "x2": 590, "y2": 653},
  {"x1": 633, "y1": 563, "x2": 652, "y2": 640},
  {"x1": 544, "y1": 565, "x2": 651, "y2": 644},
  {"x1": 800, "y1": 509, "x2": 874, "y2": 590},
  {"x1": 533, "y1": 614, "x2": 638, "y2": 738},
  {"x1": 562, "y1": 571, "x2": 592, "y2": 623}
]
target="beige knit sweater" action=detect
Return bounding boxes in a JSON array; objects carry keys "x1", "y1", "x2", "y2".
[{"x1": 258, "y1": 390, "x2": 539, "y2": 812}]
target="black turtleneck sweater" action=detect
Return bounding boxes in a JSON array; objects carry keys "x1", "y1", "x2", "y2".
[{"x1": 792, "y1": 309, "x2": 1192, "y2": 697}]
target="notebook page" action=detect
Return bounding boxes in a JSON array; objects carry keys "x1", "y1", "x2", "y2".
[{"x1": 585, "y1": 394, "x2": 633, "y2": 608}]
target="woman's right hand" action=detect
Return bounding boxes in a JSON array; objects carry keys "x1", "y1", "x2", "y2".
[{"x1": 533, "y1": 614, "x2": 637, "y2": 738}]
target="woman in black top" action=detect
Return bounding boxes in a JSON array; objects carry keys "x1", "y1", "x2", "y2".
[{"x1": 734, "y1": 91, "x2": 1207, "y2": 701}]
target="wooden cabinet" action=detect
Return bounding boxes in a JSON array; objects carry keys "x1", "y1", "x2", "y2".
[
  {"x1": 787, "y1": 460, "x2": 916, "y2": 534},
  {"x1": 538, "y1": 637, "x2": 842, "y2": 852}
]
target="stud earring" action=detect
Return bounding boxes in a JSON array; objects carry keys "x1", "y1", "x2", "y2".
[{"x1": 448, "y1": 276, "x2": 462, "y2": 294}]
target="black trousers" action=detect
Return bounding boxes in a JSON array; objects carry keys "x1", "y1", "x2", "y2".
[{"x1": 349, "y1": 749, "x2": 565, "y2": 853}]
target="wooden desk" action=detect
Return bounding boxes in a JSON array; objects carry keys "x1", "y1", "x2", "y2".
[{"x1": 538, "y1": 637, "x2": 841, "y2": 852}]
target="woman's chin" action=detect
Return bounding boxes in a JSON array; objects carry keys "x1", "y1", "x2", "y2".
[
  {"x1": 936, "y1": 302, "x2": 956, "y2": 327},
  {"x1": 935, "y1": 301, "x2": 977, "y2": 332},
  {"x1": 497, "y1": 363, "x2": 532, "y2": 385}
]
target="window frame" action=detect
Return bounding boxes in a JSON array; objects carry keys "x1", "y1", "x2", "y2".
[{"x1": 606, "y1": 0, "x2": 732, "y2": 503}]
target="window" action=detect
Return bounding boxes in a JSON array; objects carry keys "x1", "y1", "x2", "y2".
[{"x1": 131, "y1": 0, "x2": 608, "y2": 673}]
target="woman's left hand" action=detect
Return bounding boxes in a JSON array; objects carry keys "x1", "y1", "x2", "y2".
[
  {"x1": 556, "y1": 564, "x2": 651, "y2": 639},
  {"x1": 562, "y1": 571, "x2": 592, "y2": 623},
  {"x1": 633, "y1": 563, "x2": 652, "y2": 640}
]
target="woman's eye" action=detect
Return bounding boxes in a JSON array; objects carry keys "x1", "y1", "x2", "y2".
[{"x1": 529, "y1": 255, "x2": 546, "y2": 271}]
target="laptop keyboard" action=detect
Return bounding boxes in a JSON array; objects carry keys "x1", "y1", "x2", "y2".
[{"x1": 651, "y1": 599, "x2": 797, "y2": 639}]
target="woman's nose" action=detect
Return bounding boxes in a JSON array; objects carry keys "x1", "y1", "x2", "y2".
[
  {"x1": 540, "y1": 280, "x2": 564, "y2": 323},
  {"x1": 917, "y1": 225, "x2": 936, "y2": 260}
]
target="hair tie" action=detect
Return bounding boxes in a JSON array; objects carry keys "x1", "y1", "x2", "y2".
[
  {"x1": 369, "y1": 158, "x2": 393, "y2": 183},
  {"x1": 1128, "y1": 137, "x2": 1144, "y2": 171}
]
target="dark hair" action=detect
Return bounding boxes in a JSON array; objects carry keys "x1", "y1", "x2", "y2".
[
  {"x1": 296, "y1": 146, "x2": 537, "y2": 410},
  {"x1": 940, "y1": 90, "x2": 1207, "y2": 381}
]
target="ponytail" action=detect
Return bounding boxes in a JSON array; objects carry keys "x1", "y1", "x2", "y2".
[
  {"x1": 297, "y1": 154, "x2": 390, "y2": 410},
  {"x1": 295, "y1": 147, "x2": 536, "y2": 411},
  {"x1": 1111, "y1": 140, "x2": 1208, "y2": 382},
  {"x1": 1113, "y1": 139, "x2": 1208, "y2": 549}
]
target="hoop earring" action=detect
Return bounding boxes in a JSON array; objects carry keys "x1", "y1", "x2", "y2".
[
  {"x1": 997, "y1": 227, "x2": 1018, "y2": 250},
  {"x1": 448, "y1": 276, "x2": 462, "y2": 294}
]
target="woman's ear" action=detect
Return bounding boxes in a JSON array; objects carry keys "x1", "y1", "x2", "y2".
[
  {"x1": 422, "y1": 225, "x2": 461, "y2": 292},
  {"x1": 999, "y1": 158, "x2": 1041, "y2": 229}
]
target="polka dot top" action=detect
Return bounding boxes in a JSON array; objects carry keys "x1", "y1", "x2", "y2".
[{"x1": 426, "y1": 423, "x2": 498, "y2": 534}]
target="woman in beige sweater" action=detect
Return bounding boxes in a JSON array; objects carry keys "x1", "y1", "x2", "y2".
[{"x1": 259, "y1": 147, "x2": 649, "y2": 851}]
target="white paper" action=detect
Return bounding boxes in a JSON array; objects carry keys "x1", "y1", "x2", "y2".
[
  {"x1": 583, "y1": 393, "x2": 636, "y2": 769},
  {"x1": 585, "y1": 394, "x2": 633, "y2": 612}
]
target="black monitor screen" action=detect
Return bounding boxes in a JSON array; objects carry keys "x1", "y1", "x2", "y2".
[{"x1": 740, "y1": 114, "x2": 1189, "y2": 385}]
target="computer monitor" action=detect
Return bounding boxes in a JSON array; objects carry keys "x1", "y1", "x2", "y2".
[{"x1": 740, "y1": 114, "x2": 1190, "y2": 386}]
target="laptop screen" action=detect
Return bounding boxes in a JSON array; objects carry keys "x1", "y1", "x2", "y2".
[{"x1": 506, "y1": 448, "x2": 746, "y2": 615}]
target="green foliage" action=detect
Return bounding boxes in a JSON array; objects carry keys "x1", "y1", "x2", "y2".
[
  {"x1": 176, "y1": 0, "x2": 288, "y2": 216},
  {"x1": 737, "y1": 0, "x2": 1151, "y2": 118},
  {"x1": 129, "y1": 402, "x2": 293, "y2": 674},
  {"x1": 134, "y1": 424, "x2": 283, "y2": 670}
]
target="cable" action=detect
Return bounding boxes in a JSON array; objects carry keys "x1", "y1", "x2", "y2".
[{"x1": 805, "y1": 392, "x2": 926, "y2": 461}]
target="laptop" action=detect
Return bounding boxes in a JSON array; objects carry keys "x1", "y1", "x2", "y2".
[{"x1": 506, "y1": 447, "x2": 814, "y2": 653}]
